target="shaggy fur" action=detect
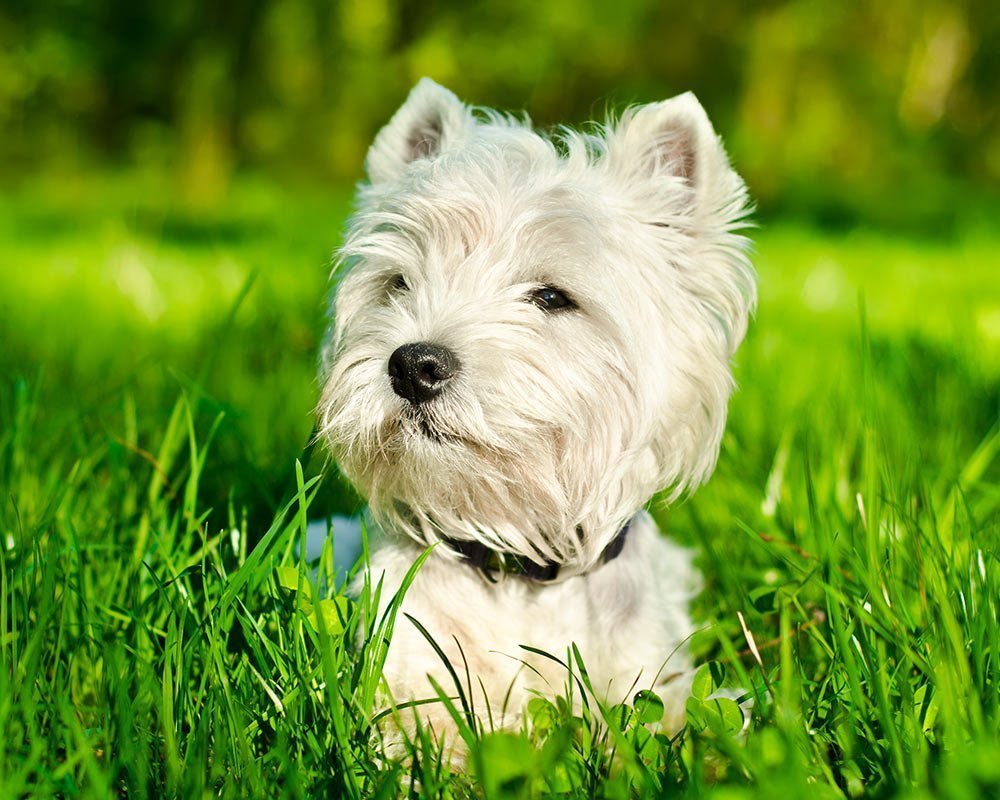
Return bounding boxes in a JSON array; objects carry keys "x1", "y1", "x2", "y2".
[{"x1": 318, "y1": 78, "x2": 755, "y2": 753}]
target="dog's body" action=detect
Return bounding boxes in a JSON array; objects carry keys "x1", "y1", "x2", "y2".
[
  {"x1": 318, "y1": 79, "x2": 754, "y2": 752},
  {"x1": 364, "y1": 511, "x2": 698, "y2": 739}
]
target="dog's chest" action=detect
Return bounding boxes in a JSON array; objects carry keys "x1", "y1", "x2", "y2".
[{"x1": 366, "y1": 514, "x2": 697, "y2": 706}]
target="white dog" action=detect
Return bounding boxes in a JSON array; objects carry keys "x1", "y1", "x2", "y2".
[{"x1": 318, "y1": 78, "x2": 755, "y2": 754}]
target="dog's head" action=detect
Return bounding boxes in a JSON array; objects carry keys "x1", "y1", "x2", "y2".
[{"x1": 319, "y1": 79, "x2": 754, "y2": 569}]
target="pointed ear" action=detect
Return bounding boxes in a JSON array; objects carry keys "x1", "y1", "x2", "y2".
[
  {"x1": 609, "y1": 92, "x2": 755, "y2": 363},
  {"x1": 606, "y1": 92, "x2": 746, "y2": 221},
  {"x1": 366, "y1": 78, "x2": 473, "y2": 184}
]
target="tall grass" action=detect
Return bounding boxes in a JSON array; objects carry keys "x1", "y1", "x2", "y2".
[{"x1": 0, "y1": 175, "x2": 997, "y2": 797}]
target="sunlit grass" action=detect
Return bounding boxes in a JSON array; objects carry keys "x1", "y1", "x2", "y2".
[{"x1": 1, "y1": 174, "x2": 997, "y2": 798}]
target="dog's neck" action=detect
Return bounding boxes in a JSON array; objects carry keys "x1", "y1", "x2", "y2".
[{"x1": 440, "y1": 517, "x2": 634, "y2": 583}]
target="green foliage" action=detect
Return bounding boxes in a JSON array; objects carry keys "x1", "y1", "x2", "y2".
[
  {"x1": 0, "y1": 1, "x2": 997, "y2": 230},
  {"x1": 0, "y1": 175, "x2": 998, "y2": 797}
]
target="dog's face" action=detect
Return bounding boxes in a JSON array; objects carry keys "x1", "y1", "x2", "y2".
[{"x1": 319, "y1": 79, "x2": 754, "y2": 568}]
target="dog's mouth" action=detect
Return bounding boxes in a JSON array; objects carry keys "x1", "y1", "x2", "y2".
[
  {"x1": 376, "y1": 403, "x2": 495, "y2": 461},
  {"x1": 399, "y1": 406, "x2": 490, "y2": 453},
  {"x1": 417, "y1": 415, "x2": 442, "y2": 442},
  {"x1": 399, "y1": 406, "x2": 449, "y2": 444}
]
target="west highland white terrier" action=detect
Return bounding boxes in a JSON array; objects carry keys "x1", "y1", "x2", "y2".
[{"x1": 318, "y1": 78, "x2": 755, "y2": 755}]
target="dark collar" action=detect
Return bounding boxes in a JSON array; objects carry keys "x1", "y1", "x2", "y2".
[{"x1": 442, "y1": 518, "x2": 632, "y2": 583}]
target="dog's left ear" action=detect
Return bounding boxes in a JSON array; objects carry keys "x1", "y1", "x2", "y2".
[
  {"x1": 606, "y1": 92, "x2": 748, "y2": 226},
  {"x1": 366, "y1": 78, "x2": 474, "y2": 184},
  {"x1": 607, "y1": 93, "x2": 754, "y2": 357}
]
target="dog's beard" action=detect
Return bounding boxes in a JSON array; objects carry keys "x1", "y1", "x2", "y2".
[{"x1": 318, "y1": 341, "x2": 649, "y2": 566}]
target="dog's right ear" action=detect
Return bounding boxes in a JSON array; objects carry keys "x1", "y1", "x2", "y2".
[{"x1": 366, "y1": 78, "x2": 473, "y2": 184}]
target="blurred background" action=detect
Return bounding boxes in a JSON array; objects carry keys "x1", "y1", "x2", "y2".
[
  {"x1": 1, "y1": 0, "x2": 998, "y2": 522},
  {"x1": 2, "y1": 0, "x2": 997, "y2": 227}
]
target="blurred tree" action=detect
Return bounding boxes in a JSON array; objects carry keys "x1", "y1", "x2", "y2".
[{"x1": 0, "y1": 0, "x2": 995, "y2": 230}]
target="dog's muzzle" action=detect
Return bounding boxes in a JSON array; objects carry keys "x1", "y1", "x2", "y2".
[{"x1": 388, "y1": 342, "x2": 460, "y2": 405}]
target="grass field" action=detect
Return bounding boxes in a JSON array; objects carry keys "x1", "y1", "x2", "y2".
[{"x1": 1, "y1": 172, "x2": 998, "y2": 798}]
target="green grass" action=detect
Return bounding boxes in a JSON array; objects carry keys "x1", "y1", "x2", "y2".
[{"x1": 1, "y1": 172, "x2": 998, "y2": 798}]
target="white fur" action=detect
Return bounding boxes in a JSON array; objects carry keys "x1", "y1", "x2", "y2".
[{"x1": 317, "y1": 78, "x2": 755, "y2": 752}]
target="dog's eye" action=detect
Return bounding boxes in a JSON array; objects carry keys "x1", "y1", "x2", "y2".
[
  {"x1": 527, "y1": 285, "x2": 575, "y2": 312},
  {"x1": 388, "y1": 274, "x2": 408, "y2": 293}
]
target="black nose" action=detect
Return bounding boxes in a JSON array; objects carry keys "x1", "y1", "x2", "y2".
[{"x1": 387, "y1": 342, "x2": 459, "y2": 405}]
